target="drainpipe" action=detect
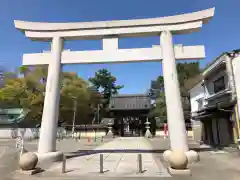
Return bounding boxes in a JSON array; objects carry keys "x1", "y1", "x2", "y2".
[
  {"x1": 226, "y1": 52, "x2": 240, "y2": 146},
  {"x1": 226, "y1": 55, "x2": 236, "y2": 100},
  {"x1": 201, "y1": 80, "x2": 207, "y2": 100}
]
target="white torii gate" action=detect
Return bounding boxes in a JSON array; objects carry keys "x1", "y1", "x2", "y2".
[{"x1": 14, "y1": 8, "x2": 214, "y2": 163}]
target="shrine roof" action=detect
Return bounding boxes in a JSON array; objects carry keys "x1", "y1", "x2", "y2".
[{"x1": 109, "y1": 94, "x2": 151, "y2": 110}]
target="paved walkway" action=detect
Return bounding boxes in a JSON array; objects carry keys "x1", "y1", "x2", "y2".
[
  {"x1": 48, "y1": 137, "x2": 170, "y2": 177},
  {"x1": 0, "y1": 145, "x2": 19, "y2": 180}
]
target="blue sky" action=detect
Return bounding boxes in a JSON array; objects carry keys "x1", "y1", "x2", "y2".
[{"x1": 0, "y1": 0, "x2": 239, "y2": 94}]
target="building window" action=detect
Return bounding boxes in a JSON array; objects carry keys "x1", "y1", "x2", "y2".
[{"x1": 213, "y1": 76, "x2": 225, "y2": 93}]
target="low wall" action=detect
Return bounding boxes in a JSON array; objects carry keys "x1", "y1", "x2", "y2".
[
  {"x1": 0, "y1": 128, "x2": 194, "y2": 139},
  {"x1": 155, "y1": 130, "x2": 194, "y2": 139},
  {"x1": 0, "y1": 128, "x2": 107, "y2": 139},
  {"x1": 0, "y1": 128, "x2": 40, "y2": 139},
  {"x1": 73, "y1": 130, "x2": 106, "y2": 138}
]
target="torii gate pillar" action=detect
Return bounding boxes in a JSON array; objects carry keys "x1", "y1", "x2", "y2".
[
  {"x1": 161, "y1": 31, "x2": 188, "y2": 151},
  {"x1": 37, "y1": 37, "x2": 63, "y2": 154}
]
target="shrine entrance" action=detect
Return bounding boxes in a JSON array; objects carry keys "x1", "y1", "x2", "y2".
[
  {"x1": 113, "y1": 116, "x2": 146, "y2": 137},
  {"x1": 120, "y1": 116, "x2": 143, "y2": 137},
  {"x1": 109, "y1": 94, "x2": 154, "y2": 137}
]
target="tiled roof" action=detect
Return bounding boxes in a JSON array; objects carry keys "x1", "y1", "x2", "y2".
[
  {"x1": 109, "y1": 94, "x2": 151, "y2": 110},
  {"x1": 202, "y1": 49, "x2": 240, "y2": 72},
  {"x1": 201, "y1": 52, "x2": 227, "y2": 72},
  {"x1": 184, "y1": 49, "x2": 240, "y2": 91}
]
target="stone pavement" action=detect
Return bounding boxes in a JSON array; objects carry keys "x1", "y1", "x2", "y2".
[
  {"x1": 11, "y1": 149, "x2": 240, "y2": 180},
  {"x1": 0, "y1": 137, "x2": 114, "y2": 180},
  {"x1": 23, "y1": 136, "x2": 113, "y2": 153},
  {"x1": 2, "y1": 137, "x2": 240, "y2": 180},
  {"x1": 0, "y1": 144, "x2": 19, "y2": 180},
  {"x1": 47, "y1": 137, "x2": 170, "y2": 177}
]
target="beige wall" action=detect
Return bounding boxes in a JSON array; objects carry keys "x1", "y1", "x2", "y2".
[
  {"x1": 0, "y1": 128, "x2": 107, "y2": 139},
  {"x1": 191, "y1": 120, "x2": 202, "y2": 142},
  {"x1": 155, "y1": 130, "x2": 193, "y2": 138}
]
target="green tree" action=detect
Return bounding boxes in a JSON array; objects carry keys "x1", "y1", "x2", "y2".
[
  {"x1": 0, "y1": 67, "x2": 97, "y2": 125},
  {"x1": 88, "y1": 69, "x2": 123, "y2": 121},
  {"x1": 149, "y1": 92, "x2": 166, "y2": 119},
  {"x1": 18, "y1": 65, "x2": 30, "y2": 77},
  {"x1": 149, "y1": 62, "x2": 200, "y2": 120},
  {"x1": 177, "y1": 62, "x2": 201, "y2": 96},
  {"x1": 1, "y1": 66, "x2": 48, "y2": 121},
  {"x1": 88, "y1": 68, "x2": 123, "y2": 105},
  {"x1": 60, "y1": 72, "x2": 93, "y2": 124}
]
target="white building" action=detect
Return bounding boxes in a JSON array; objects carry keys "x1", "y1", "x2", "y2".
[{"x1": 187, "y1": 50, "x2": 240, "y2": 148}]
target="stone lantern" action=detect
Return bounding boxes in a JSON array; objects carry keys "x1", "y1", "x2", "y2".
[
  {"x1": 107, "y1": 120, "x2": 114, "y2": 137},
  {"x1": 145, "y1": 117, "x2": 152, "y2": 138}
]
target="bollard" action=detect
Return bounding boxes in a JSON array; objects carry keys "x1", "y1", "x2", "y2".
[
  {"x1": 94, "y1": 131, "x2": 97, "y2": 142},
  {"x1": 20, "y1": 145, "x2": 24, "y2": 156},
  {"x1": 101, "y1": 136, "x2": 103, "y2": 142},
  {"x1": 237, "y1": 139, "x2": 240, "y2": 150},
  {"x1": 100, "y1": 154, "x2": 104, "y2": 173},
  {"x1": 20, "y1": 138, "x2": 24, "y2": 156},
  {"x1": 62, "y1": 155, "x2": 66, "y2": 173},
  {"x1": 137, "y1": 154, "x2": 143, "y2": 173}
]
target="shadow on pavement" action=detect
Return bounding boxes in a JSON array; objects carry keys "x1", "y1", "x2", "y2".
[{"x1": 66, "y1": 147, "x2": 214, "y2": 159}]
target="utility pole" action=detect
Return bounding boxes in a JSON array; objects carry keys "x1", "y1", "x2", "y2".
[
  {"x1": 72, "y1": 97, "x2": 77, "y2": 135},
  {"x1": 226, "y1": 51, "x2": 240, "y2": 146},
  {"x1": 97, "y1": 104, "x2": 100, "y2": 124}
]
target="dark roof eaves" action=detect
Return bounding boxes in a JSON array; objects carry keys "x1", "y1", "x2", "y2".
[
  {"x1": 187, "y1": 52, "x2": 227, "y2": 91},
  {"x1": 201, "y1": 52, "x2": 227, "y2": 73}
]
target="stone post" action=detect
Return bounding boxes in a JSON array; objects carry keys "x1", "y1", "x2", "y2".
[
  {"x1": 161, "y1": 31, "x2": 188, "y2": 152},
  {"x1": 38, "y1": 36, "x2": 63, "y2": 154}
]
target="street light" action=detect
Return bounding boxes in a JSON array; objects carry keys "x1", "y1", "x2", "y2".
[{"x1": 71, "y1": 96, "x2": 77, "y2": 135}]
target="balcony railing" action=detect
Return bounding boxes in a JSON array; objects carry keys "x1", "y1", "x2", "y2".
[{"x1": 204, "y1": 89, "x2": 232, "y2": 101}]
